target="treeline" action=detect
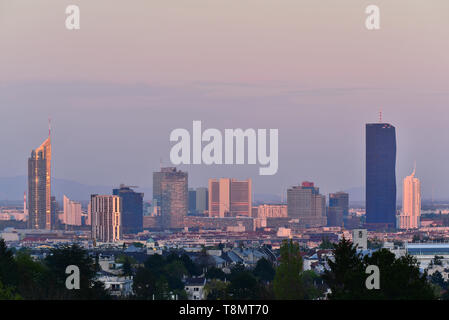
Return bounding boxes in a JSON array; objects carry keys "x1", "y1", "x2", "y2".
[{"x1": 0, "y1": 238, "x2": 440, "y2": 300}]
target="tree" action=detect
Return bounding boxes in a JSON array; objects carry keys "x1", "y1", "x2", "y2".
[
  {"x1": 299, "y1": 270, "x2": 325, "y2": 300},
  {"x1": 323, "y1": 238, "x2": 436, "y2": 300},
  {"x1": 133, "y1": 267, "x2": 158, "y2": 299},
  {"x1": 44, "y1": 244, "x2": 110, "y2": 299},
  {"x1": 204, "y1": 279, "x2": 229, "y2": 300},
  {"x1": 322, "y1": 237, "x2": 366, "y2": 300},
  {"x1": 206, "y1": 267, "x2": 226, "y2": 281},
  {"x1": 273, "y1": 240, "x2": 304, "y2": 299},
  {"x1": 0, "y1": 239, "x2": 18, "y2": 288},
  {"x1": 122, "y1": 256, "x2": 133, "y2": 277},
  {"x1": 253, "y1": 258, "x2": 275, "y2": 283},
  {"x1": 319, "y1": 237, "x2": 333, "y2": 249},
  {"x1": 0, "y1": 280, "x2": 21, "y2": 300}
]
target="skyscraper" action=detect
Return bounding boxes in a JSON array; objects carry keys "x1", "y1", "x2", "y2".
[
  {"x1": 195, "y1": 187, "x2": 208, "y2": 215},
  {"x1": 91, "y1": 194, "x2": 122, "y2": 242},
  {"x1": 397, "y1": 166, "x2": 421, "y2": 229},
  {"x1": 208, "y1": 178, "x2": 252, "y2": 217},
  {"x1": 287, "y1": 181, "x2": 327, "y2": 228},
  {"x1": 188, "y1": 188, "x2": 197, "y2": 214},
  {"x1": 153, "y1": 167, "x2": 188, "y2": 229},
  {"x1": 28, "y1": 131, "x2": 51, "y2": 230},
  {"x1": 365, "y1": 122, "x2": 397, "y2": 228},
  {"x1": 113, "y1": 184, "x2": 144, "y2": 234},
  {"x1": 327, "y1": 192, "x2": 349, "y2": 227}
]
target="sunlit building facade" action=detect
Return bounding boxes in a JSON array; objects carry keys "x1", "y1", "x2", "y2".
[
  {"x1": 397, "y1": 167, "x2": 421, "y2": 229},
  {"x1": 208, "y1": 178, "x2": 252, "y2": 217},
  {"x1": 91, "y1": 195, "x2": 122, "y2": 242},
  {"x1": 28, "y1": 134, "x2": 51, "y2": 230}
]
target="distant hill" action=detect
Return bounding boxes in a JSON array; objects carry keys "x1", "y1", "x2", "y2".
[{"x1": 0, "y1": 176, "x2": 151, "y2": 202}]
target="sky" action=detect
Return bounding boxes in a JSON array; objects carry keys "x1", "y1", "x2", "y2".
[{"x1": 0, "y1": 0, "x2": 448, "y2": 200}]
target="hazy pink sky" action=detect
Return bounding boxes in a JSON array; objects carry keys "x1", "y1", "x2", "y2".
[{"x1": 0, "y1": 0, "x2": 448, "y2": 200}]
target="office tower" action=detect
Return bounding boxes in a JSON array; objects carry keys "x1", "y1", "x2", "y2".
[
  {"x1": 208, "y1": 178, "x2": 252, "y2": 217},
  {"x1": 365, "y1": 123, "x2": 397, "y2": 227},
  {"x1": 50, "y1": 196, "x2": 59, "y2": 230},
  {"x1": 287, "y1": 181, "x2": 327, "y2": 227},
  {"x1": 153, "y1": 167, "x2": 188, "y2": 229},
  {"x1": 28, "y1": 131, "x2": 51, "y2": 230},
  {"x1": 188, "y1": 188, "x2": 197, "y2": 214},
  {"x1": 397, "y1": 166, "x2": 421, "y2": 229},
  {"x1": 91, "y1": 195, "x2": 122, "y2": 242},
  {"x1": 63, "y1": 195, "x2": 82, "y2": 226},
  {"x1": 113, "y1": 184, "x2": 144, "y2": 234},
  {"x1": 195, "y1": 187, "x2": 208, "y2": 215},
  {"x1": 328, "y1": 192, "x2": 349, "y2": 227}
]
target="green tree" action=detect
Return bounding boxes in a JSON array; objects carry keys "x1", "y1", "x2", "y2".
[
  {"x1": 122, "y1": 256, "x2": 133, "y2": 277},
  {"x1": 319, "y1": 237, "x2": 333, "y2": 249},
  {"x1": 44, "y1": 244, "x2": 110, "y2": 299},
  {"x1": 363, "y1": 249, "x2": 435, "y2": 300},
  {"x1": 322, "y1": 237, "x2": 366, "y2": 300},
  {"x1": 0, "y1": 280, "x2": 21, "y2": 300},
  {"x1": 204, "y1": 279, "x2": 229, "y2": 300},
  {"x1": 206, "y1": 267, "x2": 226, "y2": 281},
  {"x1": 0, "y1": 239, "x2": 18, "y2": 288},
  {"x1": 253, "y1": 258, "x2": 275, "y2": 283},
  {"x1": 273, "y1": 240, "x2": 304, "y2": 299}
]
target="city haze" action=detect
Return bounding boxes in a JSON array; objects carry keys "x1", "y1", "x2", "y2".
[{"x1": 0, "y1": 0, "x2": 448, "y2": 200}]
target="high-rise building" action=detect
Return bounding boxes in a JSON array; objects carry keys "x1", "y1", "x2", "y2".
[
  {"x1": 63, "y1": 195, "x2": 82, "y2": 226},
  {"x1": 91, "y1": 195, "x2": 122, "y2": 242},
  {"x1": 397, "y1": 166, "x2": 421, "y2": 229},
  {"x1": 153, "y1": 167, "x2": 188, "y2": 229},
  {"x1": 208, "y1": 178, "x2": 252, "y2": 217},
  {"x1": 195, "y1": 187, "x2": 208, "y2": 215},
  {"x1": 365, "y1": 123, "x2": 397, "y2": 228},
  {"x1": 287, "y1": 181, "x2": 326, "y2": 227},
  {"x1": 28, "y1": 132, "x2": 51, "y2": 230},
  {"x1": 188, "y1": 188, "x2": 197, "y2": 214},
  {"x1": 327, "y1": 192, "x2": 349, "y2": 227},
  {"x1": 113, "y1": 184, "x2": 144, "y2": 234}
]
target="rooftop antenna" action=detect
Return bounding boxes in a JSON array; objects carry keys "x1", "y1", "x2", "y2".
[
  {"x1": 159, "y1": 157, "x2": 163, "y2": 170},
  {"x1": 378, "y1": 108, "x2": 382, "y2": 123},
  {"x1": 48, "y1": 117, "x2": 52, "y2": 137}
]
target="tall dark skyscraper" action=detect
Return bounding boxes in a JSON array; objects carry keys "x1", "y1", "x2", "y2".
[
  {"x1": 365, "y1": 123, "x2": 397, "y2": 227},
  {"x1": 28, "y1": 132, "x2": 51, "y2": 230},
  {"x1": 153, "y1": 167, "x2": 188, "y2": 229},
  {"x1": 113, "y1": 184, "x2": 144, "y2": 234}
]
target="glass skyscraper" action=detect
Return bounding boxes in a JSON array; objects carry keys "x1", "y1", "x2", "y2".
[
  {"x1": 365, "y1": 123, "x2": 397, "y2": 227},
  {"x1": 28, "y1": 134, "x2": 51, "y2": 230},
  {"x1": 113, "y1": 185, "x2": 144, "y2": 234}
]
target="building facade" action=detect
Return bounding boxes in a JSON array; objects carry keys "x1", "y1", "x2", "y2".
[
  {"x1": 91, "y1": 195, "x2": 122, "y2": 242},
  {"x1": 287, "y1": 181, "x2": 326, "y2": 228},
  {"x1": 397, "y1": 167, "x2": 421, "y2": 229},
  {"x1": 327, "y1": 192, "x2": 349, "y2": 227},
  {"x1": 208, "y1": 178, "x2": 252, "y2": 217},
  {"x1": 28, "y1": 134, "x2": 52, "y2": 230},
  {"x1": 113, "y1": 185, "x2": 144, "y2": 234},
  {"x1": 63, "y1": 195, "x2": 82, "y2": 226},
  {"x1": 365, "y1": 123, "x2": 397, "y2": 228},
  {"x1": 195, "y1": 187, "x2": 208, "y2": 215},
  {"x1": 153, "y1": 167, "x2": 188, "y2": 229}
]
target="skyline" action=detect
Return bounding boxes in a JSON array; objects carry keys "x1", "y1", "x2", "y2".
[{"x1": 0, "y1": 0, "x2": 448, "y2": 199}]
